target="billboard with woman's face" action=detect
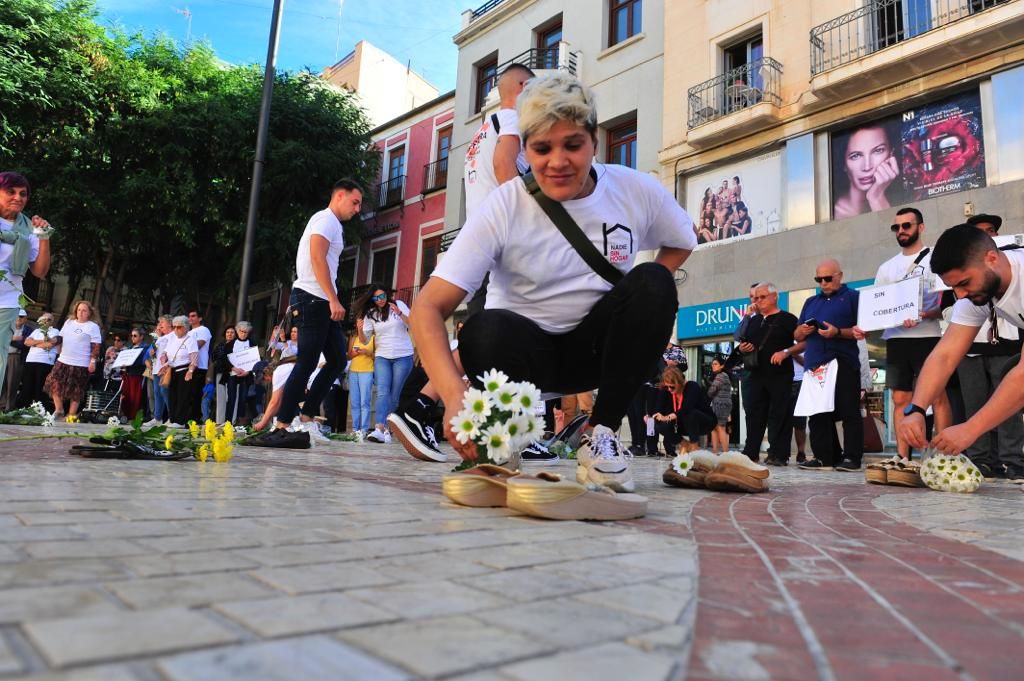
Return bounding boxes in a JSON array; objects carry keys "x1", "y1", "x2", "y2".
[{"x1": 830, "y1": 90, "x2": 986, "y2": 219}]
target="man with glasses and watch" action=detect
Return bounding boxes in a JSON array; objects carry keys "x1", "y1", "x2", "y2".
[
  {"x1": 794, "y1": 259, "x2": 862, "y2": 471},
  {"x1": 871, "y1": 207, "x2": 951, "y2": 463}
]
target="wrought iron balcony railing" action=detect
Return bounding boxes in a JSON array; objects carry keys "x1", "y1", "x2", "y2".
[
  {"x1": 810, "y1": 0, "x2": 1015, "y2": 75},
  {"x1": 422, "y1": 157, "x2": 448, "y2": 194},
  {"x1": 498, "y1": 44, "x2": 578, "y2": 76},
  {"x1": 374, "y1": 175, "x2": 406, "y2": 211},
  {"x1": 439, "y1": 228, "x2": 461, "y2": 252},
  {"x1": 687, "y1": 57, "x2": 783, "y2": 130},
  {"x1": 471, "y1": 0, "x2": 504, "y2": 19}
]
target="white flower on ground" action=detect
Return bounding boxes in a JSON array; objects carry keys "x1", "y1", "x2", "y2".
[
  {"x1": 42, "y1": 413, "x2": 55, "y2": 428},
  {"x1": 481, "y1": 424, "x2": 512, "y2": 465},
  {"x1": 921, "y1": 453, "x2": 982, "y2": 493},
  {"x1": 479, "y1": 369, "x2": 509, "y2": 394},
  {"x1": 492, "y1": 384, "x2": 519, "y2": 413},
  {"x1": 671, "y1": 452, "x2": 694, "y2": 476},
  {"x1": 462, "y1": 388, "x2": 492, "y2": 423},
  {"x1": 513, "y1": 382, "x2": 542, "y2": 415},
  {"x1": 450, "y1": 413, "x2": 480, "y2": 445},
  {"x1": 30, "y1": 401, "x2": 47, "y2": 417},
  {"x1": 106, "y1": 416, "x2": 120, "y2": 426}
]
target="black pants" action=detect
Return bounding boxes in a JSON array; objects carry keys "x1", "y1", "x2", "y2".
[
  {"x1": 279, "y1": 288, "x2": 345, "y2": 423},
  {"x1": 459, "y1": 263, "x2": 677, "y2": 430},
  {"x1": 190, "y1": 367, "x2": 207, "y2": 423},
  {"x1": 808, "y1": 361, "x2": 863, "y2": 467},
  {"x1": 168, "y1": 367, "x2": 193, "y2": 425},
  {"x1": 648, "y1": 411, "x2": 715, "y2": 454},
  {"x1": 742, "y1": 371, "x2": 793, "y2": 462},
  {"x1": 225, "y1": 374, "x2": 252, "y2": 423},
  {"x1": 16, "y1": 362, "x2": 53, "y2": 409}
]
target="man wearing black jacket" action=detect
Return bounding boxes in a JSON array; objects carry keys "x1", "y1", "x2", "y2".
[{"x1": 737, "y1": 283, "x2": 799, "y2": 465}]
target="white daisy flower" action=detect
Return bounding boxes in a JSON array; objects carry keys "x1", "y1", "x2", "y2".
[
  {"x1": 513, "y1": 382, "x2": 543, "y2": 415},
  {"x1": 492, "y1": 384, "x2": 519, "y2": 413},
  {"x1": 462, "y1": 388, "x2": 492, "y2": 423},
  {"x1": 107, "y1": 416, "x2": 121, "y2": 426},
  {"x1": 42, "y1": 413, "x2": 55, "y2": 428},
  {"x1": 479, "y1": 369, "x2": 509, "y2": 394},
  {"x1": 450, "y1": 413, "x2": 480, "y2": 445},
  {"x1": 521, "y1": 413, "x2": 545, "y2": 440},
  {"x1": 481, "y1": 424, "x2": 512, "y2": 465},
  {"x1": 671, "y1": 452, "x2": 694, "y2": 476},
  {"x1": 505, "y1": 416, "x2": 533, "y2": 449},
  {"x1": 30, "y1": 401, "x2": 47, "y2": 417}
]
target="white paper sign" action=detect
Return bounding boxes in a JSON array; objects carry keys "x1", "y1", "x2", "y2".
[
  {"x1": 856, "y1": 276, "x2": 923, "y2": 332},
  {"x1": 111, "y1": 348, "x2": 144, "y2": 368},
  {"x1": 227, "y1": 347, "x2": 262, "y2": 372}
]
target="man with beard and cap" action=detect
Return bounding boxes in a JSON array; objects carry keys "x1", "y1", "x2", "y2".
[
  {"x1": 871, "y1": 207, "x2": 951, "y2": 465},
  {"x1": 899, "y1": 224, "x2": 1024, "y2": 484}
]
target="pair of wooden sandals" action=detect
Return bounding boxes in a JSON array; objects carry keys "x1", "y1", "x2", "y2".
[
  {"x1": 865, "y1": 456, "x2": 925, "y2": 487},
  {"x1": 662, "y1": 451, "x2": 771, "y2": 493},
  {"x1": 442, "y1": 465, "x2": 647, "y2": 521}
]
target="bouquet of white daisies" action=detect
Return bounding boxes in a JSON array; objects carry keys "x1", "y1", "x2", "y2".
[
  {"x1": 920, "y1": 452, "x2": 983, "y2": 493},
  {"x1": 449, "y1": 370, "x2": 545, "y2": 469}
]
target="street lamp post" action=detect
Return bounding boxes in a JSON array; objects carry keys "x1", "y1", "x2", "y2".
[{"x1": 236, "y1": 0, "x2": 285, "y2": 323}]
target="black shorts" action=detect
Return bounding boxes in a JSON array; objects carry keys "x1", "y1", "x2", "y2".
[
  {"x1": 790, "y1": 380, "x2": 806, "y2": 428},
  {"x1": 885, "y1": 337, "x2": 940, "y2": 391}
]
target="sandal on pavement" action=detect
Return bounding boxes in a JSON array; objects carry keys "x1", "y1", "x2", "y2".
[
  {"x1": 505, "y1": 474, "x2": 648, "y2": 521},
  {"x1": 888, "y1": 458, "x2": 927, "y2": 488},
  {"x1": 865, "y1": 456, "x2": 901, "y2": 485},
  {"x1": 442, "y1": 466, "x2": 561, "y2": 508},
  {"x1": 663, "y1": 450, "x2": 717, "y2": 489},
  {"x1": 704, "y1": 452, "x2": 771, "y2": 494}
]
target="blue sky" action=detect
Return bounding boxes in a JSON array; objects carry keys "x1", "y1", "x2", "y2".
[{"x1": 96, "y1": 0, "x2": 466, "y2": 91}]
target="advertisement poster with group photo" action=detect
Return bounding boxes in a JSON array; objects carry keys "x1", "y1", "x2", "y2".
[
  {"x1": 830, "y1": 90, "x2": 986, "y2": 220},
  {"x1": 685, "y1": 149, "x2": 783, "y2": 247}
]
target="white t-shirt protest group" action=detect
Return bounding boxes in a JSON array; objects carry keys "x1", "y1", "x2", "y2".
[
  {"x1": 162, "y1": 333, "x2": 198, "y2": 369},
  {"x1": 292, "y1": 208, "x2": 344, "y2": 301},
  {"x1": 433, "y1": 163, "x2": 697, "y2": 333},
  {"x1": 56, "y1": 320, "x2": 102, "y2": 368},
  {"x1": 874, "y1": 249, "x2": 943, "y2": 340},
  {"x1": 26, "y1": 327, "x2": 60, "y2": 365},
  {"x1": 188, "y1": 324, "x2": 213, "y2": 370},
  {"x1": 463, "y1": 108, "x2": 529, "y2": 217}
]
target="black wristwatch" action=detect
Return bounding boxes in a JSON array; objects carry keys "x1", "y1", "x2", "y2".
[{"x1": 902, "y1": 403, "x2": 927, "y2": 418}]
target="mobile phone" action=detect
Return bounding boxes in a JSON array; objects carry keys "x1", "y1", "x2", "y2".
[{"x1": 804, "y1": 318, "x2": 819, "y2": 328}]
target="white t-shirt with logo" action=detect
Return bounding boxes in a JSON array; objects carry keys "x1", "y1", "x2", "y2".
[
  {"x1": 951, "y1": 249, "x2": 1024, "y2": 331},
  {"x1": 292, "y1": 208, "x2": 344, "y2": 301},
  {"x1": 362, "y1": 300, "x2": 413, "y2": 359},
  {"x1": 188, "y1": 325, "x2": 213, "y2": 370},
  {"x1": 271, "y1": 353, "x2": 325, "y2": 392},
  {"x1": 874, "y1": 249, "x2": 943, "y2": 340},
  {"x1": 163, "y1": 333, "x2": 198, "y2": 368},
  {"x1": 433, "y1": 163, "x2": 697, "y2": 334},
  {"x1": 0, "y1": 218, "x2": 40, "y2": 309},
  {"x1": 57, "y1": 320, "x2": 102, "y2": 368},
  {"x1": 26, "y1": 327, "x2": 59, "y2": 365},
  {"x1": 464, "y1": 108, "x2": 528, "y2": 217}
]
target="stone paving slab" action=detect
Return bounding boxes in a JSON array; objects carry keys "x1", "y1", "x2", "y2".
[{"x1": 0, "y1": 424, "x2": 1022, "y2": 679}]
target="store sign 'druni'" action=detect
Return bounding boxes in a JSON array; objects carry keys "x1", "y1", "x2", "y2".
[{"x1": 677, "y1": 293, "x2": 790, "y2": 340}]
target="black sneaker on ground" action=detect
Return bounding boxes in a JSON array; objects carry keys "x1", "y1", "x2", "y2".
[
  {"x1": 798, "y1": 459, "x2": 833, "y2": 471},
  {"x1": 1003, "y1": 465, "x2": 1024, "y2": 484},
  {"x1": 796, "y1": 452, "x2": 807, "y2": 463},
  {"x1": 627, "y1": 444, "x2": 645, "y2": 458},
  {"x1": 974, "y1": 462, "x2": 997, "y2": 480},
  {"x1": 388, "y1": 411, "x2": 445, "y2": 463},
  {"x1": 520, "y1": 440, "x2": 559, "y2": 465},
  {"x1": 244, "y1": 428, "x2": 311, "y2": 449},
  {"x1": 835, "y1": 458, "x2": 862, "y2": 471},
  {"x1": 766, "y1": 457, "x2": 788, "y2": 467}
]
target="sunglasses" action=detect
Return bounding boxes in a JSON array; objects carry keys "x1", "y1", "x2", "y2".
[
  {"x1": 372, "y1": 294, "x2": 387, "y2": 301},
  {"x1": 890, "y1": 221, "x2": 916, "y2": 232},
  {"x1": 814, "y1": 275, "x2": 836, "y2": 283}
]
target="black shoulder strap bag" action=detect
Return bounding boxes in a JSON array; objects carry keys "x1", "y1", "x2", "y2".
[{"x1": 522, "y1": 172, "x2": 624, "y2": 286}]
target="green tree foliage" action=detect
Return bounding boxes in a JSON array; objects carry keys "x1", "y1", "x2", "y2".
[{"x1": 0, "y1": 0, "x2": 378, "y2": 325}]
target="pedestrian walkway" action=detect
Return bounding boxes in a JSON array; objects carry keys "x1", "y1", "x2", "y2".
[{"x1": 0, "y1": 423, "x2": 1021, "y2": 680}]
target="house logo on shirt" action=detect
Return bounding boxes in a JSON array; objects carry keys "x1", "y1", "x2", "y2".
[{"x1": 602, "y1": 224, "x2": 633, "y2": 264}]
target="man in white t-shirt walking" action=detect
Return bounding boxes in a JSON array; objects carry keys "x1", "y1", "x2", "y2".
[
  {"x1": 899, "y1": 224, "x2": 1024, "y2": 483},
  {"x1": 250, "y1": 179, "x2": 362, "y2": 448},
  {"x1": 873, "y1": 207, "x2": 950, "y2": 460},
  {"x1": 187, "y1": 309, "x2": 212, "y2": 422}
]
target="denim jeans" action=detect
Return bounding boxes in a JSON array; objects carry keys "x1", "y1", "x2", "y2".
[
  {"x1": 153, "y1": 382, "x2": 169, "y2": 422},
  {"x1": 373, "y1": 355, "x2": 413, "y2": 425},
  {"x1": 349, "y1": 371, "x2": 374, "y2": 432},
  {"x1": 277, "y1": 288, "x2": 345, "y2": 423}
]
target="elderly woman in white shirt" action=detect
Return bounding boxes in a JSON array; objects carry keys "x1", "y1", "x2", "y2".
[
  {"x1": 17, "y1": 312, "x2": 59, "y2": 408},
  {"x1": 160, "y1": 315, "x2": 199, "y2": 427},
  {"x1": 44, "y1": 300, "x2": 102, "y2": 420}
]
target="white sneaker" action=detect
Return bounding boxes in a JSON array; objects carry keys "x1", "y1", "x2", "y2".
[
  {"x1": 143, "y1": 419, "x2": 161, "y2": 428},
  {"x1": 165, "y1": 422, "x2": 184, "y2": 429},
  {"x1": 383, "y1": 430, "x2": 392, "y2": 444},
  {"x1": 576, "y1": 425, "x2": 635, "y2": 492},
  {"x1": 301, "y1": 420, "x2": 329, "y2": 443},
  {"x1": 365, "y1": 427, "x2": 387, "y2": 444}
]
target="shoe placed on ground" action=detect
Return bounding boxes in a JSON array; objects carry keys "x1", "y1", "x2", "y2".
[
  {"x1": 365, "y1": 427, "x2": 387, "y2": 444},
  {"x1": 520, "y1": 439, "x2": 559, "y2": 465},
  {"x1": 165, "y1": 422, "x2": 184, "y2": 429},
  {"x1": 442, "y1": 464, "x2": 522, "y2": 507},
  {"x1": 835, "y1": 458, "x2": 862, "y2": 472},
  {"x1": 383, "y1": 431, "x2": 392, "y2": 444},
  {"x1": 1003, "y1": 466, "x2": 1024, "y2": 484},
  {"x1": 506, "y1": 474, "x2": 647, "y2": 521},
  {"x1": 627, "y1": 444, "x2": 645, "y2": 458},
  {"x1": 765, "y1": 457, "x2": 787, "y2": 467},
  {"x1": 704, "y1": 452, "x2": 771, "y2": 493},
  {"x1": 244, "y1": 427, "x2": 311, "y2": 449},
  {"x1": 143, "y1": 419, "x2": 162, "y2": 428},
  {"x1": 796, "y1": 451, "x2": 807, "y2": 463},
  {"x1": 865, "y1": 456, "x2": 900, "y2": 485},
  {"x1": 388, "y1": 411, "x2": 445, "y2": 462},
  {"x1": 663, "y1": 450, "x2": 717, "y2": 488},
  {"x1": 576, "y1": 425, "x2": 634, "y2": 493},
  {"x1": 798, "y1": 459, "x2": 833, "y2": 471},
  {"x1": 887, "y1": 459, "x2": 926, "y2": 488}
]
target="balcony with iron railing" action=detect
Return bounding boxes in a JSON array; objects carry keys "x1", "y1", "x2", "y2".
[
  {"x1": 422, "y1": 157, "x2": 448, "y2": 195},
  {"x1": 809, "y1": 0, "x2": 1021, "y2": 96},
  {"x1": 685, "y1": 57, "x2": 783, "y2": 147},
  {"x1": 439, "y1": 227, "x2": 461, "y2": 252},
  {"x1": 374, "y1": 175, "x2": 406, "y2": 211},
  {"x1": 498, "y1": 44, "x2": 578, "y2": 76}
]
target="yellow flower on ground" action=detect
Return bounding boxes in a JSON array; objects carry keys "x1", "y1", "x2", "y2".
[
  {"x1": 66, "y1": 414, "x2": 78, "y2": 424},
  {"x1": 223, "y1": 421, "x2": 235, "y2": 441},
  {"x1": 212, "y1": 436, "x2": 233, "y2": 463},
  {"x1": 188, "y1": 420, "x2": 200, "y2": 438},
  {"x1": 164, "y1": 435, "x2": 174, "y2": 450},
  {"x1": 204, "y1": 419, "x2": 217, "y2": 441},
  {"x1": 197, "y1": 444, "x2": 209, "y2": 462}
]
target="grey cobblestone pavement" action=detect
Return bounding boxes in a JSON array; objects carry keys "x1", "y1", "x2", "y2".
[{"x1": 0, "y1": 423, "x2": 1022, "y2": 680}]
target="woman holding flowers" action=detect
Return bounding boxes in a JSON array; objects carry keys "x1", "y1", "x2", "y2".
[
  {"x1": 411, "y1": 72, "x2": 696, "y2": 492},
  {"x1": 44, "y1": 301, "x2": 101, "y2": 420}
]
